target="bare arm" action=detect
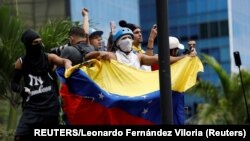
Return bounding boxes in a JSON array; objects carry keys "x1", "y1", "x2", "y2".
[
  {"x1": 11, "y1": 59, "x2": 23, "y2": 93},
  {"x1": 82, "y1": 8, "x2": 89, "y2": 35},
  {"x1": 170, "y1": 49, "x2": 197, "y2": 64},
  {"x1": 48, "y1": 54, "x2": 72, "y2": 69},
  {"x1": 107, "y1": 32, "x2": 113, "y2": 51},
  {"x1": 85, "y1": 51, "x2": 100, "y2": 60},
  {"x1": 169, "y1": 48, "x2": 197, "y2": 64},
  {"x1": 14, "y1": 59, "x2": 22, "y2": 69},
  {"x1": 140, "y1": 53, "x2": 187, "y2": 66},
  {"x1": 170, "y1": 55, "x2": 186, "y2": 64},
  {"x1": 139, "y1": 54, "x2": 158, "y2": 66},
  {"x1": 85, "y1": 51, "x2": 116, "y2": 61},
  {"x1": 140, "y1": 50, "x2": 196, "y2": 66},
  {"x1": 146, "y1": 24, "x2": 157, "y2": 56}
]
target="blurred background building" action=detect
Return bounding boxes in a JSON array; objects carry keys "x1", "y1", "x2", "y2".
[
  {"x1": 138, "y1": 0, "x2": 250, "y2": 117},
  {"x1": 2, "y1": 0, "x2": 250, "y2": 119},
  {"x1": 0, "y1": 0, "x2": 69, "y2": 29}
]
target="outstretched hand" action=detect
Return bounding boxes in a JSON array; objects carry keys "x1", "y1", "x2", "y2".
[
  {"x1": 149, "y1": 24, "x2": 157, "y2": 39},
  {"x1": 188, "y1": 49, "x2": 197, "y2": 57},
  {"x1": 99, "y1": 51, "x2": 111, "y2": 61}
]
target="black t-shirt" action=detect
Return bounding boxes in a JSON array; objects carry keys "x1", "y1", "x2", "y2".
[
  {"x1": 60, "y1": 43, "x2": 95, "y2": 65},
  {"x1": 21, "y1": 54, "x2": 59, "y2": 116}
]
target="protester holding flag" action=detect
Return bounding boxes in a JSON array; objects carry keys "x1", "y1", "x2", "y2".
[
  {"x1": 60, "y1": 26, "x2": 95, "y2": 65},
  {"x1": 85, "y1": 28, "x2": 187, "y2": 68},
  {"x1": 85, "y1": 27, "x2": 157, "y2": 68},
  {"x1": 119, "y1": 20, "x2": 144, "y2": 54},
  {"x1": 119, "y1": 20, "x2": 158, "y2": 71},
  {"x1": 58, "y1": 28, "x2": 202, "y2": 125},
  {"x1": 57, "y1": 48, "x2": 203, "y2": 125},
  {"x1": 169, "y1": 37, "x2": 198, "y2": 124},
  {"x1": 188, "y1": 40, "x2": 197, "y2": 54}
]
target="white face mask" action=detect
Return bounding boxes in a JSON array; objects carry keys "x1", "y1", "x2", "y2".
[{"x1": 118, "y1": 38, "x2": 132, "y2": 52}]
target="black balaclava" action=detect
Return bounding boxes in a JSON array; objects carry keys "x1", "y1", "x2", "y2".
[
  {"x1": 21, "y1": 29, "x2": 43, "y2": 56},
  {"x1": 21, "y1": 29, "x2": 48, "y2": 74}
]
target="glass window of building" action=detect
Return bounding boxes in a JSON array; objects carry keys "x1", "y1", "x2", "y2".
[
  {"x1": 200, "y1": 23, "x2": 209, "y2": 39},
  {"x1": 210, "y1": 21, "x2": 219, "y2": 38},
  {"x1": 220, "y1": 20, "x2": 229, "y2": 36}
]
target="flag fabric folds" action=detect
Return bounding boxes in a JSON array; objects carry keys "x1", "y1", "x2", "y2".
[
  {"x1": 171, "y1": 56, "x2": 204, "y2": 92},
  {"x1": 56, "y1": 56, "x2": 203, "y2": 125}
]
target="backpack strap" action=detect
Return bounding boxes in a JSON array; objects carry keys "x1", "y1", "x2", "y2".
[
  {"x1": 73, "y1": 43, "x2": 95, "y2": 58},
  {"x1": 73, "y1": 44, "x2": 87, "y2": 55}
]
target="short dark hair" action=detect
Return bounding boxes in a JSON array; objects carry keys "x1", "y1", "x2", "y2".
[{"x1": 68, "y1": 26, "x2": 86, "y2": 37}]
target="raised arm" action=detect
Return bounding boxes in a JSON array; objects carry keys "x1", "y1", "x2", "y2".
[
  {"x1": 82, "y1": 8, "x2": 89, "y2": 35},
  {"x1": 146, "y1": 24, "x2": 157, "y2": 56}
]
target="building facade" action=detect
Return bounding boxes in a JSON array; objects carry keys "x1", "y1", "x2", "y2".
[
  {"x1": 140, "y1": 0, "x2": 230, "y2": 83},
  {"x1": 139, "y1": 0, "x2": 250, "y2": 117},
  {"x1": 229, "y1": 0, "x2": 250, "y2": 72},
  {"x1": 1, "y1": 0, "x2": 69, "y2": 29},
  {"x1": 140, "y1": 0, "x2": 250, "y2": 81}
]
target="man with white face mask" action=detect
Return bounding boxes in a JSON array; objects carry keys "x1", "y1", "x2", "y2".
[
  {"x1": 119, "y1": 20, "x2": 157, "y2": 71},
  {"x1": 86, "y1": 28, "x2": 158, "y2": 69},
  {"x1": 116, "y1": 35, "x2": 133, "y2": 52},
  {"x1": 85, "y1": 28, "x2": 185, "y2": 69},
  {"x1": 114, "y1": 30, "x2": 141, "y2": 69}
]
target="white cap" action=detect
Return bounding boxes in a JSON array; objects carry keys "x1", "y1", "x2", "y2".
[
  {"x1": 169, "y1": 36, "x2": 184, "y2": 50},
  {"x1": 89, "y1": 28, "x2": 103, "y2": 37}
]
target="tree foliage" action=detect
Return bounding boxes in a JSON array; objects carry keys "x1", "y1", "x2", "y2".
[{"x1": 187, "y1": 54, "x2": 250, "y2": 124}]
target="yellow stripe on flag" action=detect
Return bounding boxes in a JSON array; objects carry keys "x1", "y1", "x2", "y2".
[{"x1": 64, "y1": 56, "x2": 203, "y2": 95}]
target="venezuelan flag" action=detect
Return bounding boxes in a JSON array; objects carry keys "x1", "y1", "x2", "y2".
[{"x1": 56, "y1": 56, "x2": 203, "y2": 125}]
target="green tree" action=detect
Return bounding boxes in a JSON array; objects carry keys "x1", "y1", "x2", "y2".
[
  {"x1": 0, "y1": 6, "x2": 24, "y2": 140},
  {"x1": 0, "y1": 6, "x2": 78, "y2": 139},
  {"x1": 186, "y1": 54, "x2": 250, "y2": 124},
  {"x1": 38, "y1": 18, "x2": 73, "y2": 50}
]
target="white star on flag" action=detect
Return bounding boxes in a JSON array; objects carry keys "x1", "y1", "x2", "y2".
[
  {"x1": 98, "y1": 93, "x2": 104, "y2": 100},
  {"x1": 142, "y1": 108, "x2": 148, "y2": 114},
  {"x1": 148, "y1": 100, "x2": 152, "y2": 104}
]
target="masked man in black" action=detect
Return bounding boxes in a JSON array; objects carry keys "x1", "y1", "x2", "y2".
[{"x1": 11, "y1": 29, "x2": 72, "y2": 140}]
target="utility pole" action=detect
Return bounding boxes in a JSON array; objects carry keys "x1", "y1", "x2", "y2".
[{"x1": 156, "y1": 0, "x2": 173, "y2": 124}]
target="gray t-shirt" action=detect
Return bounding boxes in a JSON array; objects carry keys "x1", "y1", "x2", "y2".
[{"x1": 60, "y1": 43, "x2": 95, "y2": 65}]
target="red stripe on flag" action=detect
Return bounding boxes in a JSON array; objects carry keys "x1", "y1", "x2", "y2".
[{"x1": 60, "y1": 84, "x2": 154, "y2": 125}]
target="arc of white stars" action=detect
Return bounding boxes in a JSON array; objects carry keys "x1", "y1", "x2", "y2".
[{"x1": 83, "y1": 96, "x2": 95, "y2": 102}]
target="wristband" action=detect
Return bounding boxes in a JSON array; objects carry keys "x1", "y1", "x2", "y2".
[{"x1": 147, "y1": 47, "x2": 153, "y2": 50}]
